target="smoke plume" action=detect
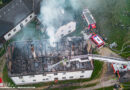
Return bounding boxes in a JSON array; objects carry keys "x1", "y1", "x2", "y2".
[{"x1": 39, "y1": 0, "x2": 85, "y2": 47}]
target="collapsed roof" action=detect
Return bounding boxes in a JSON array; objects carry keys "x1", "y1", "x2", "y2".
[{"x1": 7, "y1": 38, "x2": 93, "y2": 77}]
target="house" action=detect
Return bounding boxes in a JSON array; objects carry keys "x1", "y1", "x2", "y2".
[
  {"x1": 55, "y1": 22, "x2": 76, "y2": 40},
  {"x1": 0, "y1": 0, "x2": 41, "y2": 43},
  {"x1": 7, "y1": 39, "x2": 93, "y2": 85}
]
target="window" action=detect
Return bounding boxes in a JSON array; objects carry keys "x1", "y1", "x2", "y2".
[
  {"x1": 30, "y1": 75, "x2": 34, "y2": 78},
  {"x1": 62, "y1": 77, "x2": 66, "y2": 79},
  {"x1": 43, "y1": 74, "x2": 46, "y2": 76},
  {"x1": 19, "y1": 76, "x2": 23, "y2": 79},
  {"x1": 22, "y1": 80, "x2": 24, "y2": 82},
  {"x1": 33, "y1": 79, "x2": 36, "y2": 82},
  {"x1": 43, "y1": 79, "x2": 45, "y2": 81},
  {"x1": 69, "y1": 76, "x2": 73, "y2": 79},
  {"x1": 30, "y1": 15, "x2": 32, "y2": 18},
  {"x1": 81, "y1": 71, "x2": 85, "y2": 73},
  {"x1": 8, "y1": 33, "x2": 11, "y2": 36},
  {"x1": 54, "y1": 73, "x2": 57, "y2": 75},
  {"x1": 25, "y1": 19, "x2": 28, "y2": 22},
  {"x1": 80, "y1": 76, "x2": 84, "y2": 78},
  {"x1": 20, "y1": 23, "x2": 23, "y2": 28},
  {"x1": 13, "y1": 29, "x2": 16, "y2": 32},
  {"x1": 54, "y1": 78, "x2": 58, "y2": 80},
  {"x1": 63, "y1": 72, "x2": 66, "y2": 75},
  {"x1": 68, "y1": 30, "x2": 71, "y2": 33},
  {"x1": 46, "y1": 78, "x2": 49, "y2": 80}
]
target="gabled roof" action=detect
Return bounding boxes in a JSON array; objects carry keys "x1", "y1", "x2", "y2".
[{"x1": 0, "y1": 0, "x2": 40, "y2": 38}]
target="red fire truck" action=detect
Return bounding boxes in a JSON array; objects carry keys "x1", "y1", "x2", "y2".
[
  {"x1": 83, "y1": 9, "x2": 96, "y2": 29},
  {"x1": 90, "y1": 34, "x2": 105, "y2": 48}
]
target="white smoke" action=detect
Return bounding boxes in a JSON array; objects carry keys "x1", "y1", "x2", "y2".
[{"x1": 39, "y1": 0, "x2": 85, "y2": 47}]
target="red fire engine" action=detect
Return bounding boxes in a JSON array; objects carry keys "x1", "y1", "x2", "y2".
[
  {"x1": 90, "y1": 34, "x2": 105, "y2": 48},
  {"x1": 82, "y1": 9, "x2": 96, "y2": 29}
]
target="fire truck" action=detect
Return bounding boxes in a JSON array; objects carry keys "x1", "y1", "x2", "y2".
[
  {"x1": 90, "y1": 34, "x2": 105, "y2": 48},
  {"x1": 82, "y1": 9, "x2": 96, "y2": 29}
]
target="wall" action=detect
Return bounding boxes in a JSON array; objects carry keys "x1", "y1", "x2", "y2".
[
  {"x1": 11, "y1": 70, "x2": 93, "y2": 85},
  {"x1": 4, "y1": 12, "x2": 35, "y2": 41}
]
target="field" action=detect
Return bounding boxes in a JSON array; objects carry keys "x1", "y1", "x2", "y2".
[
  {"x1": 85, "y1": 0, "x2": 130, "y2": 58},
  {"x1": 122, "y1": 82, "x2": 130, "y2": 89},
  {"x1": 0, "y1": 0, "x2": 2, "y2": 4}
]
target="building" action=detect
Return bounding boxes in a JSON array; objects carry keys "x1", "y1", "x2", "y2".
[
  {"x1": 55, "y1": 22, "x2": 76, "y2": 40},
  {"x1": 7, "y1": 38, "x2": 93, "y2": 85},
  {"x1": 0, "y1": 0, "x2": 41, "y2": 43}
]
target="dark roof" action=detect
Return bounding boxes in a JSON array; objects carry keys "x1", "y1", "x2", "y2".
[
  {"x1": 0, "y1": 0, "x2": 33, "y2": 37},
  {"x1": 7, "y1": 40, "x2": 92, "y2": 76},
  {"x1": 33, "y1": 0, "x2": 41, "y2": 14},
  {"x1": 119, "y1": 71, "x2": 130, "y2": 83}
]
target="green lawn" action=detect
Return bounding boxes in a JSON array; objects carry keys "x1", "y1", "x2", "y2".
[
  {"x1": 3, "y1": 65, "x2": 16, "y2": 87},
  {"x1": 85, "y1": 0, "x2": 130, "y2": 58},
  {"x1": 122, "y1": 82, "x2": 130, "y2": 89},
  {"x1": 0, "y1": 41, "x2": 10, "y2": 57},
  {"x1": 0, "y1": 0, "x2": 2, "y2": 4}
]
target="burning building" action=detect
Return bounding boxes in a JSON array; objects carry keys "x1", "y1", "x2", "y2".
[
  {"x1": 7, "y1": 37, "x2": 93, "y2": 85},
  {"x1": 2, "y1": 0, "x2": 95, "y2": 85}
]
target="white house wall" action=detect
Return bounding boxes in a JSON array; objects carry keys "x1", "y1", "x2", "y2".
[
  {"x1": 11, "y1": 70, "x2": 93, "y2": 85},
  {"x1": 55, "y1": 22, "x2": 76, "y2": 40},
  {"x1": 4, "y1": 12, "x2": 35, "y2": 41}
]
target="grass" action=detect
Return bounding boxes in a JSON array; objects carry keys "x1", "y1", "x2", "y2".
[
  {"x1": 122, "y1": 82, "x2": 130, "y2": 90},
  {"x1": 86, "y1": 0, "x2": 130, "y2": 58},
  {"x1": 3, "y1": 65, "x2": 16, "y2": 87},
  {"x1": 91, "y1": 60, "x2": 103, "y2": 79},
  {"x1": 95, "y1": 86, "x2": 114, "y2": 90},
  {"x1": 0, "y1": 0, "x2": 2, "y2": 4},
  {"x1": 0, "y1": 48, "x2": 5, "y2": 57},
  {"x1": 0, "y1": 41, "x2": 10, "y2": 57}
]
